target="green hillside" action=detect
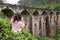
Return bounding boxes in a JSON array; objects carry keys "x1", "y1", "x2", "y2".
[
  {"x1": 26, "y1": 2, "x2": 60, "y2": 9},
  {"x1": 18, "y1": 0, "x2": 60, "y2": 9}
]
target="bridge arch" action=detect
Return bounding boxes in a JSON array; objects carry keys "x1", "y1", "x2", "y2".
[
  {"x1": 33, "y1": 10, "x2": 39, "y2": 16},
  {"x1": 1, "y1": 6, "x2": 15, "y2": 13},
  {"x1": 49, "y1": 12, "x2": 54, "y2": 23},
  {"x1": 1, "y1": 8, "x2": 14, "y2": 18},
  {"x1": 56, "y1": 11, "x2": 60, "y2": 21},
  {"x1": 21, "y1": 9, "x2": 31, "y2": 33},
  {"x1": 56, "y1": 11, "x2": 60, "y2": 15},
  {"x1": 42, "y1": 11, "x2": 50, "y2": 37},
  {"x1": 42, "y1": 11, "x2": 47, "y2": 16},
  {"x1": 21, "y1": 9, "x2": 30, "y2": 16},
  {"x1": 56, "y1": 11, "x2": 60, "y2": 28},
  {"x1": 50, "y1": 12, "x2": 54, "y2": 15}
]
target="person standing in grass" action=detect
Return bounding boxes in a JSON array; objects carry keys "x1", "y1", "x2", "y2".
[{"x1": 11, "y1": 13, "x2": 25, "y2": 32}]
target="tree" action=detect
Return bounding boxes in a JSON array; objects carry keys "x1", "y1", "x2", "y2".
[
  {"x1": 0, "y1": 0, "x2": 3, "y2": 3},
  {"x1": 17, "y1": 0, "x2": 60, "y2": 9},
  {"x1": 17, "y1": 0, "x2": 39, "y2": 6}
]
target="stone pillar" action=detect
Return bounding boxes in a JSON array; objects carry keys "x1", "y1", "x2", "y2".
[
  {"x1": 0, "y1": 8, "x2": 2, "y2": 11},
  {"x1": 41, "y1": 16, "x2": 46, "y2": 36},
  {"x1": 29, "y1": 16, "x2": 33, "y2": 34},
  {"x1": 32, "y1": 16, "x2": 40, "y2": 36},
  {"x1": 49, "y1": 15, "x2": 56, "y2": 38},
  {"x1": 58, "y1": 15, "x2": 60, "y2": 28},
  {"x1": 45, "y1": 15, "x2": 50, "y2": 37},
  {"x1": 32, "y1": 16, "x2": 35, "y2": 36},
  {"x1": 56, "y1": 12, "x2": 59, "y2": 28},
  {"x1": 23, "y1": 16, "x2": 30, "y2": 32},
  {"x1": 54, "y1": 14, "x2": 57, "y2": 28},
  {"x1": 39, "y1": 16, "x2": 42, "y2": 35}
]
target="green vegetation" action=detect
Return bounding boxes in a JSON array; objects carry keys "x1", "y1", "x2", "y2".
[
  {"x1": 0, "y1": 18, "x2": 54, "y2": 40},
  {"x1": 26, "y1": 2, "x2": 60, "y2": 9},
  {"x1": 18, "y1": 0, "x2": 60, "y2": 9},
  {"x1": 0, "y1": 12, "x2": 6, "y2": 18},
  {"x1": 0, "y1": 0, "x2": 3, "y2": 3},
  {"x1": 0, "y1": 18, "x2": 12, "y2": 40},
  {"x1": 55, "y1": 29, "x2": 60, "y2": 40}
]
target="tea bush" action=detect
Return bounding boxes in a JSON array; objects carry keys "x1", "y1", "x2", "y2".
[
  {"x1": 0, "y1": 18, "x2": 37, "y2": 40},
  {"x1": 0, "y1": 18, "x2": 12, "y2": 40},
  {"x1": 0, "y1": 12, "x2": 6, "y2": 18},
  {"x1": 55, "y1": 29, "x2": 60, "y2": 40}
]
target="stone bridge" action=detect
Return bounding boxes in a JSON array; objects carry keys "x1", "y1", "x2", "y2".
[{"x1": 0, "y1": 3, "x2": 60, "y2": 38}]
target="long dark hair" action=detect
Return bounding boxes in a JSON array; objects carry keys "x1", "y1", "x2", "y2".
[{"x1": 13, "y1": 13, "x2": 22, "y2": 22}]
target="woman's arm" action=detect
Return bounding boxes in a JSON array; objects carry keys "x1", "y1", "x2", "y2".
[{"x1": 11, "y1": 16, "x2": 14, "y2": 23}]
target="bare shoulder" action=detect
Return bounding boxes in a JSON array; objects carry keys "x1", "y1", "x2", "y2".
[
  {"x1": 19, "y1": 21, "x2": 25, "y2": 24},
  {"x1": 19, "y1": 21, "x2": 25, "y2": 27}
]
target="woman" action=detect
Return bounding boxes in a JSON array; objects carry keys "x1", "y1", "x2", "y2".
[{"x1": 11, "y1": 13, "x2": 25, "y2": 32}]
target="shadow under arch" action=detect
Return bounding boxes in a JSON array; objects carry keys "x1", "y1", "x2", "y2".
[
  {"x1": 49, "y1": 12, "x2": 54, "y2": 23},
  {"x1": 33, "y1": 10, "x2": 39, "y2": 16},
  {"x1": 42, "y1": 11, "x2": 47, "y2": 16},
  {"x1": 1, "y1": 8, "x2": 14, "y2": 18},
  {"x1": 50, "y1": 12, "x2": 54, "y2": 16},
  {"x1": 56, "y1": 11, "x2": 60, "y2": 15},
  {"x1": 21, "y1": 9, "x2": 30, "y2": 16},
  {"x1": 56, "y1": 11, "x2": 60, "y2": 20}
]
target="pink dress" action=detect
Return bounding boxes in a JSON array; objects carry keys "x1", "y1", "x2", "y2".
[{"x1": 11, "y1": 19, "x2": 25, "y2": 32}]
